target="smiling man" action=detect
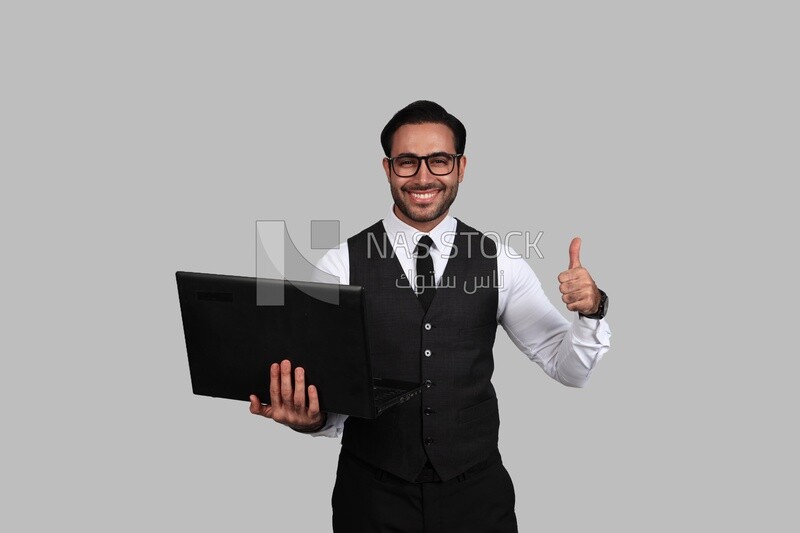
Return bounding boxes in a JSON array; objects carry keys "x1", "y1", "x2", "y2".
[
  {"x1": 385, "y1": 121, "x2": 464, "y2": 231},
  {"x1": 249, "y1": 100, "x2": 612, "y2": 532}
]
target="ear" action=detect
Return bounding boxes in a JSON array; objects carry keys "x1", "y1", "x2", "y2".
[
  {"x1": 457, "y1": 155, "x2": 467, "y2": 183},
  {"x1": 382, "y1": 157, "x2": 391, "y2": 181}
]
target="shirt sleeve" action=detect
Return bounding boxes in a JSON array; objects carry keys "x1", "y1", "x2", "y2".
[
  {"x1": 301, "y1": 244, "x2": 351, "y2": 437},
  {"x1": 497, "y1": 247, "x2": 611, "y2": 388}
]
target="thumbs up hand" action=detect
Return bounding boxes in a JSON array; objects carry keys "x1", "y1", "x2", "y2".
[{"x1": 558, "y1": 237, "x2": 602, "y2": 315}]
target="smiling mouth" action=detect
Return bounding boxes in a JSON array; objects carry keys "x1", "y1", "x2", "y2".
[{"x1": 406, "y1": 189, "x2": 441, "y2": 203}]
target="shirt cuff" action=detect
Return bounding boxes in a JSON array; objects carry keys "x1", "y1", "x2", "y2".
[
  {"x1": 571, "y1": 316, "x2": 612, "y2": 370},
  {"x1": 297, "y1": 412, "x2": 346, "y2": 438}
]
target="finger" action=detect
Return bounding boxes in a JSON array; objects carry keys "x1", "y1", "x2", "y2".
[
  {"x1": 568, "y1": 237, "x2": 582, "y2": 269},
  {"x1": 249, "y1": 394, "x2": 260, "y2": 413},
  {"x1": 566, "y1": 300, "x2": 584, "y2": 312},
  {"x1": 307, "y1": 385, "x2": 321, "y2": 418},
  {"x1": 559, "y1": 282, "x2": 575, "y2": 296},
  {"x1": 293, "y1": 367, "x2": 307, "y2": 410},
  {"x1": 566, "y1": 291, "x2": 600, "y2": 313},
  {"x1": 563, "y1": 288, "x2": 592, "y2": 303},
  {"x1": 567, "y1": 298, "x2": 593, "y2": 313},
  {"x1": 280, "y1": 359, "x2": 293, "y2": 404},
  {"x1": 268, "y1": 363, "x2": 281, "y2": 407},
  {"x1": 249, "y1": 394, "x2": 273, "y2": 418},
  {"x1": 558, "y1": 267, "x2": 585, "y2": 284},
  {"x1": 559, "y1": 278, "x2": 592, "y2": 295},
  {"x1": 564, "y1": 292, "x2": 587, "y2": 310}
]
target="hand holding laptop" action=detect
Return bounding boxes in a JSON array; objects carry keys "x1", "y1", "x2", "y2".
[
  {"x1": 249, "y1": 359, "x2": 328, "y2": 432},
  {"x1": 177, "y1": 272, "x2": 422, "y2": 419}
]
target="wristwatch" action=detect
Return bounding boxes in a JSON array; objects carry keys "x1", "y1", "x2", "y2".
[{"x1": 580, "y1": 289, "x2": 608, "y2": 320}]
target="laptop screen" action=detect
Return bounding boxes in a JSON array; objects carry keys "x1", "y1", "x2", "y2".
[{"x1": 176, "y1": 272, "x2": 379, "y2": 418}]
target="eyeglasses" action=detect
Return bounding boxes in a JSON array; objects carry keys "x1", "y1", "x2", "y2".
[{"x1": 387, "y1": 153, "x2": 463, "y2": 177}]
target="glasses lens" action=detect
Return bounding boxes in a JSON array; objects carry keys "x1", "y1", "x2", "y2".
[
  {"x1": 426, "y1": 154, "x2": 455, "y2": 175},
  {"x1": 393, "y1": 156, "x2": 420, "y2": 177}
]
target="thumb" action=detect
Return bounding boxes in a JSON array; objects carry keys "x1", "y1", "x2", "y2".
[{"x1": 568, "y1": 237, "x2": 582, "y2": 269}]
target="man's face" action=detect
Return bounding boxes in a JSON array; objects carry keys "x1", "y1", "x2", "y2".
[{"x1": 383, "y1": 122, "x2": 467, "y2": 232}]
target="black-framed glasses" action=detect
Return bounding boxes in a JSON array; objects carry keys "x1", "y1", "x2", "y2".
[{"x1": 387, "y1": 153, "x2": 463, "y2": 177}]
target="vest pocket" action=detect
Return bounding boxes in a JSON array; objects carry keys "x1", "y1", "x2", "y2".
[{"x1": 457, "y1": 396, "x2": 499, "y2": 424}]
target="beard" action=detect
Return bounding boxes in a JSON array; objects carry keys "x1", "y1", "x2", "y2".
[{"x1": 391, "y1": 182, "x2": 459, "y2": 224}]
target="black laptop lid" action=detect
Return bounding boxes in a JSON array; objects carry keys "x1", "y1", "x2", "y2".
[{"x1": 176, "y1": 271, "x2": 379, "y2": 418}]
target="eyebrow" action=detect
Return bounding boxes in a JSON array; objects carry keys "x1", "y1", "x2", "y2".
[{"x1": 393, "y1": 151, "x2": 453, "y2": 158}]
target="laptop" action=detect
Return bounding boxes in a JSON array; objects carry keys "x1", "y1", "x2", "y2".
[{"x1": 175, "y1": 271, "x2": 423, "y2": 419}]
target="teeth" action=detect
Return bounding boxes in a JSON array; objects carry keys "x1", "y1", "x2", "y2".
[{"x1": 410, "y1": 191, "x2": 437, "y2": 199}]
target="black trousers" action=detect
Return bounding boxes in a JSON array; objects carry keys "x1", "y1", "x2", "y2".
[{"x1": 332, "y1": 448, "x2": 518, "y2": 533}]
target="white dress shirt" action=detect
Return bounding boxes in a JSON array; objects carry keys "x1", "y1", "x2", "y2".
[{"x1": 308, "y1": 208, "x2": 611, "y2": 437}]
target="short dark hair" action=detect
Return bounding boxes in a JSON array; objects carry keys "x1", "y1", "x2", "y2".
[{"x1": 380, "y1": 100, "x2": 466, "y2": 157}]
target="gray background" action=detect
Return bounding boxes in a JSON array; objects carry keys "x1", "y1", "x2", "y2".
[{"x1": 2, "y1": 1, "x2": 797, "y2": 531}]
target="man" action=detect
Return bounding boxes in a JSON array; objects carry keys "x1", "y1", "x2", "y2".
[{"x1": 249, "y1": 100, "x2": 611, "y2": 532}]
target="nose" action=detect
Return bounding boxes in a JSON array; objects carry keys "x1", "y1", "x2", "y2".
[{"x1": 414, "y1": 160, "x2": 435, "y2": 183}]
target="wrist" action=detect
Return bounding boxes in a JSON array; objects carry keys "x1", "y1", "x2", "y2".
[
  {"x1": 580, "y1": 289, "x2": 608, "y2": 319},
  {"x1": 291, "y1": 412, "x2": 328, "y2": 433}
]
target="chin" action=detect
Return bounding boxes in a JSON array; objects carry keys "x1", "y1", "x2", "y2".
[{"x1": 404, "y1": 205, "x2": 444, "y2": 223}]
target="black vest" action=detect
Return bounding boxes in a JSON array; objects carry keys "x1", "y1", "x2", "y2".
[{"x1": 343, "y1": 219, "x2": 500, "y2": 482}]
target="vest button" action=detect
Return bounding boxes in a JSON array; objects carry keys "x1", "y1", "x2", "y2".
[
  {"x1": 424, "y1": 379, "x2": 433, "y2": 388},
  {"x1": 424, "y1": 437, "x2": 434, "y2": 445},
  {"x1": 424, "y1": 407, "x2": 434, "y2": 415},
  {"x1": 424, "y1": 323, "x2": 432, "y2": 330},
  {"x1": 424, "y1": 349, "x2": 432, "y2": 357}
]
